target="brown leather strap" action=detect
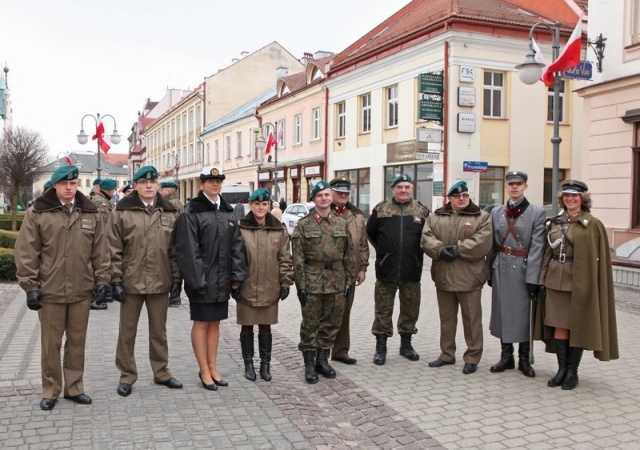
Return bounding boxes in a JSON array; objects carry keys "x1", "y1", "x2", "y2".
[{"x1": 499, "y1": 246, "x2": 529, "y2": 257}]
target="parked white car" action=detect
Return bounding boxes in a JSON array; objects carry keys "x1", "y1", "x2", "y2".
[{"x1": 281, "y1": 202, "x2": 314, "y2": 235}]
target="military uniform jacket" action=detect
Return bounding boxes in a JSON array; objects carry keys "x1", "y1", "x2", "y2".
[
  {"x1": 238, "y1": 212, "x2": 294, "y2": 307},
  {"x1": 164, "y1": 191, "x2": 184, "y2": 215},
  {"x1": 292, "y1": 210, "x2": 356, "y2": 294},
  {"x1": 107, "y1": 191, "x2": 180, "y2": 295},
  {"x1": 335, "y1": 202, "x2": 370, "y2": 277},
  {"x1": 366, "y1": 198, "x2": 429, "y2": 283},
  {"x1": 91, "y1": 190, "x2": 115, "y2": 223},
  {"x1": 421, "y1": 201, "x2": 493, "y2": 292},
  {"x1": 174, "y1": 190, "x2": 247, "y2": 304},
  {"x1": 15, "y1": 188, "x2": 110, "y2": 303}
]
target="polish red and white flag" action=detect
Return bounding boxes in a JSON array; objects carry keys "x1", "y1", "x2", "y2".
[
  {"x1": 92, "y1": 120, "x2": 111, "y2": 153},
  {"x1": 264, "y1": 130, "x2": 276, "y2": 155},
  {"x1": 542, "y1": 17, "x2": 582, "y2": 87},
  {"x1": 65, "y1": 155, "x2": 73, "y2": 165}
]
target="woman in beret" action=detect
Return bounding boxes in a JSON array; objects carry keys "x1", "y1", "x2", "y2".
[
  {"x1": 536, "y1": 180, "x2": 618, "y2": 390},
  {"x1": 237, "y1": 188, "x2": 293, "y2": 381}
]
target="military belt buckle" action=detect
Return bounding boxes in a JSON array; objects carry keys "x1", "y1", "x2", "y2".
[
  {"x1": 504, "y1": 247, "x2": 512, "y2": 256},
  {"x1": 558, "y1": 253, "x2": 566, "y2": 263}
]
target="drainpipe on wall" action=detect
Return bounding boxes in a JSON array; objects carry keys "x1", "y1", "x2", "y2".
[
  {"x1": 323, "y1": 86, "x2": 329, "y2": 179},
  {"x1": 443, "y1": 40, "x2": 449, "y2": 202}
]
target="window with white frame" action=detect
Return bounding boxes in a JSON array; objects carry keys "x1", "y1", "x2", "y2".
[
  {"x1": 189, "y1": 109, "x2": 194, "y2": 132},
  {"x1": 547, "y1": 80, "x2": 566, "y2": 123},
  {"x1": 312, "y1": 108, "x2": 321, "y2": 140},
  {"x1": 277, "y1": 119, "x2": 285, "y2": 148},
  {"x1": 294, "y1": 114, "x2": 302, "y2": 144},
  {"x1": 337, "y1": 102, "x2": 346, "y2": 138},
  {"x1": 387, "y1": 86, "x2": 398, "y2": 128},
  {"x1": 189, "y1": 143, "x2": 194, "y2": 164},
  {"x1": 225, "y1": 136, "x2": 231, "y2": 160},
  {"x1": 361, "y1": 93, "x2": 371, "y2": 133},
  {"x1": 214, "y1": 140, "x2": 219, "y2": 162},
  {"x1": 236, "y1": 131, "x2": 242, "y2": 157},
  {"x1": 483, "y1": 71, "x2": 504, "y2": 118},
  {"x1": 206, "y1": 143, "x2": 210, "y2": 165},
  {"x1": 195, "y1": 105, "x2": 201, "y2": 130}
]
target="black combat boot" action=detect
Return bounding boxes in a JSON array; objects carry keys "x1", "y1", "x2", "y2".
[
  {"x1": 399, "y1": 334, "x2": 419, "y2": 361},
  {"x1": 315, "y1": 348, "x2": 336, "y2": 378},
  {"x1": 373, "y1": 335, "x2": 387, "y2": 365},
  {"x1": 548, "y1": 339, "x2": 569, "y2": 387},
  {"x1": 561, "y1": 346, "x2": 584, "y2": 390},
  {"x1": 517, "y1": 341, "x2": 535, "y2": 377},
  {"x1": 303, "y1": 351, "x2": 318, "y2": 384},
  {"x1": 240, "y1": 333, "x2": 256, "y2": 381},
  {"x1": 258, "y1": 334, "x2": 272, "y2": 382},
  {"x1": 490, "y1": 341, "x2": 515, "y2": 372}
]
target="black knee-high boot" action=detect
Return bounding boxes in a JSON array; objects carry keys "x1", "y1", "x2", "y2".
[
  {"x1": 258, "y1": 334, "x2": 272, "y2": 381},
  {"x1": 490, "y1": 341, "x2": 514, "y2": 372},
  {"x1": 240, "y1": 333, "x2": 256, "y2": 381},
  {"x1": 547, "y1": 339, "x2": 569, "y2": 387},
  {"x1": 561, "y1": 346, "x2": 584, "y2": 390},
  {"x1": 517, "y1": 342, "x2": 535, "y2": 377}
]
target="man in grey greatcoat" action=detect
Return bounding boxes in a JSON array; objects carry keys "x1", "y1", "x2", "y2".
[{"x1": 486, "y1": 171, "x2": 547, "y2": 377}]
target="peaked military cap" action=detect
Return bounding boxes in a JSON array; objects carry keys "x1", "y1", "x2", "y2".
[
  {"x1": 51, "y1": 165, "x2": 79, "y2": 184},
  {"x1": 44, "y1": 180, "x2": 53, "y2": 190},
  {"x1": 200, "y1": 166, "x2": 226, "y2": 180},
  {"x1": 99, "y1": 178, "x2": 117, "y2": 190},
  {"x1": 92, "y1": 178, "x2": 102, "y2": 185},
  {"x1": 160, "y1": 181, "x2": 179, "y2": 189},
  {"x1": 391, "y1": 173, "x2": 412, "y2": 187},
  {"x1": 330, "y1": 176, "x2": 351, "y2": 193},
  {"x1": 309, "y1": 180, "x2": 331, "y2": 201},
  {"x1": 505, "y1": 171, "x2": 528, "y2": 183},
  {"x1": 561, "y1": 179, "x2": 588, "y2": 194},
  {"x1": 133, "y1": 166, "x2": 158, "y2": 181},
  {"x1": 447, "y1": 180, "x2": 468, "y2": 196},
  {"x1": 249, "y1": 188, "x2": 271, "y2": 203}
]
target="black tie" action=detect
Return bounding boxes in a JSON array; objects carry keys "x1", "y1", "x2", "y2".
[{"x1": 212, "y1": 204, "x2": 218, "y2": 211}]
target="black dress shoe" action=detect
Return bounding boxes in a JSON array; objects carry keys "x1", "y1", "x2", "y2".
[
  {"x1": 213, "y1": 378, "x2": 228, "y2": 387},
  {"x1": 428, "y1": 358, "x2": 454, "y2": 367},
  {"x1": 463, "y1": 363, "x2": 478, "y2": 374},
  {"x1": 64, "y1": 393, "x2": 92, "y2": 404},
  {"x1": 40, "y1": 398, "x2": 57, "y2": 411},
  {"x1": 155, "y1": 377, "x2": 183, "y2": 389},
  {"x1": 198, "y1": 373, "x2": 217, "y2": 391},
  {"x1": 90, "y1": 301, "x2": 107, "y2": 310},
  {"x1": 332, "y1": 355, "x2": 357, "y2": 365},
  {"x1": 117, "y1": 383, "x2": 132, "y2": 397}
]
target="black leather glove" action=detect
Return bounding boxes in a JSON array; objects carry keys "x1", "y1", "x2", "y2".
[
  {"x1": 280, "y1": 286, "x2": 290, "y2": 300},
  {"x1": 230, "y1": 287, "x2": 241, "y2": 301},
  {"x1": 440, "y1": 246, "x2": 457, "y2": 262},
  {"x1": 487, "y1": 279, "x2": 493, "y2": 288},
  {"x1": 169, "y1": 282, "x2": 182, "y2": 299},
  {"x1": 26, "y1": 290, "x2": 42, "y2": 311},
  {"x1": 344, "y1": 285, "x2": 351, "y2": 299},
  {"x1": 111, "y1": 282, "x2": 126, "y2": 303},
  {"x1": 297, "y1": 289, "x2": 308, "y2": 307},
  {"x1": 538, "y1": 286, "x2": 546, "y2": 299},
  {"x1": 93, "y1": 284, "x2": 109, "y2": 305},
  {"x1": 527, "y1": 283, "x2": 540, "y2": 301}
]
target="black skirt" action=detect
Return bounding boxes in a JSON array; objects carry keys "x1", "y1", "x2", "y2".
[{"x1": 190, "y1": 301, "x2": 229, "y2": 322}]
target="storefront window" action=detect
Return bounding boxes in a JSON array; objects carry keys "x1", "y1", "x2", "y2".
[
  {"x1": 479, "y1": 167, "x2": 505, "y2": 210},
  {"x1": 383, "y1": 163, "x2": 433, "y2": 207},
  {"x1": 335, "y1": 168, "x2": 371, "y2": 217}
]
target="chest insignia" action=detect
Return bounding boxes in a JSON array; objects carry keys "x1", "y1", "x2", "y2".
[{"x1": 464, "y1": 221, "x2": 473, "y2": 228}]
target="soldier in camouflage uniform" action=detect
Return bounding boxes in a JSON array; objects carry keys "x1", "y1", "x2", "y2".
[
  {"x1": 91, "y1": 178, "x2": 117, "y2": 223},
  {"x1": 366, "y1": 174, "x2": 430, "y2": 365},
  {"x1": 160, "y1": 181, "x2": 184, "y2": 215},
  {"x1": 292, "y1": 180, "x2": 356, "y2": 384}
]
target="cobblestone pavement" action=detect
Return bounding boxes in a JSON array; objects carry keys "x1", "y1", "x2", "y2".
[{"x1": 1, "y1": 258, "x2": 639, "y2": 449}]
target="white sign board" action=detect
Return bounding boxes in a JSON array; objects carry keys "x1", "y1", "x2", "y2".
[
  {"x1": 417, "y1": 127, "x2": 443, "y2": 143},
  {"x1": 459, "y1": 66, "x2": 475, "y2": 83},
  {"x1": 457, "y1": 113, "x2": 476, "y2": 133},
  {"x1": 458, "y1": 87, "x2": 476, "y2": 107}
]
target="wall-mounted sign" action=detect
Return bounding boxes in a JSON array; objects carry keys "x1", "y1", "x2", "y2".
[
  {"x1": 457, "y1": 113, "x2": 476, "y2": 133},
  {"x1": 417, "y1": 127, "x2": 443, "y2": 143},
  {"x1": 416, "y1": 152, "x2": 441, "y2": 161},
  {"x1": 562, "y1": 61, "x2": 593, "y2": 80},
  {"x1": 387, "y1": 139, "x2": 428, "y2": 163},
  {"x1": 463, "y1": 161, "x2": 488, "y2": 173},
  {"x1": 258, "y1": 171, "x2": 270, "y2": 181},
  {"x1": 419, "y1": 72, "x2": 443, "y2": 95},
  {"x1": 419, "y1": 98, "x2": 443, "y2": 121},
  {"x1": 458, "y1": 87, "x2": 476, "y2": 107},
  {"x1": 273, "y1": 170, "x2": 284, "y2": 180},
  {"x1": 304, "y1": 165, "x2": 321, "y2": 176},
  {"x1": 459, "y1": 66, "x2": 475, "y2": 83},
  {"x1": 290, "y1": 168, "x2": 299, "y2": 178}
]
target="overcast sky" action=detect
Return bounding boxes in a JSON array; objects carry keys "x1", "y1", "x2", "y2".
[{"x1": 2, "y1": 0, "x2": 411, "y2": 157}]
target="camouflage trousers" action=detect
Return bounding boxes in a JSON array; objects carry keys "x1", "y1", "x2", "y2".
[
  {"x1": 298, "y1": 292, "x2": 345, "y2": 352},
  {"x1": 371, "y1": 280, "x2": 421, "y2": 337}
]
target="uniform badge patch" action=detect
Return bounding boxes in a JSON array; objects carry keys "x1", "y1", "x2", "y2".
[
  {"x1": 228, "y1": 221, "x2": 235, "y2": 228},
  {"x1": 81, "y1": 219, "x2": 93, "y2": 230},
  {"x1": 161, "y1": 216, "x2": 171, "y2": 227},
  {"x1": 464, "y1": 221, "x2": 473, "y2": 228},
  {"x1": 271, "y1": 239, "x2": 280, "y2": 246},
  {"x1": 413, "y1": 216, "x2": 422, "y2": 224}
]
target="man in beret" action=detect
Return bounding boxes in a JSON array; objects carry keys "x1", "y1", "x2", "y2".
[
  {"x1": 366, "y1": 174, "x2": 430, "y2": 365},
  {"x1": 90, "y1": 178, "x2": 102, "y2": 198},
  {"x1": 486, "y1": 171, "x2": 546, "y2": 378},
  {"x1": 292, "y1": 180, "x2": 356, "y2": 383},
  {"x1": 15, "y1": 165, "x2": 111, "y2": 410},
  {"x1": 121, "y1": 183, "x2": 133, "y2": 196},
  {"x1": 421, "y1": 180, "x2": 493, "y2": 374},
  {"x1": 328, "y1": 176, "x2": 369, "y2": 365},
  {"x1": 160, "y1": 181, "x2": 184, "y2": 215},
  {"x1": 90, "y1": 178, "x2": 118, "y2": 309},
  {"x1": 107, "y1": 165, "x2": 183, "y2": 397}
]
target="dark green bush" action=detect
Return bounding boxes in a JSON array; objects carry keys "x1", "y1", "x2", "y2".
[
  {"x1": 0, "y1": 230, "x2": 18, "y2": 248},
  {"x1": 0, "y1": 248, "x2": 17, "y2": 281},
  {"x1": 0, "y1": 219, "x2": 23, "y2": 231}
]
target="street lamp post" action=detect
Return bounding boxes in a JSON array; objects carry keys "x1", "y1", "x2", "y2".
[
  {"x1": 255, "y1": 122, "x2": 279, "y2": 199},
  {"x1": 517, "y1": 21, "x2": 562, "y2": 215},
  {"x1": 76, "y1": 113, "x2": 121, "y2": 180}
]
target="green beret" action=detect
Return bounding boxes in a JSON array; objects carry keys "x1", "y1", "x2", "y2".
[
  {"x1": 447, "y1": 180, "x2": 468, "y2": 196},
  {"x1": 133, "y1": 166, "x2": 158, "y2": 181},
  {"x1": 121, "y1": 183, "x2": 133, "y2": 193},
  {"x1": 160, "y1": 181, "x2": 179, "y2": 189},
  {"x1": 309, "y1": 180, "x2": 331, "y2": 201},
  {"x1": 248, "y1": 188, "x2": 271, "y2": 203},
  {"x1": 99, "y1": 178, "x2": 117, "y2": 190},
  {"x1": 51, "y1": 165, "x2": 79, "y2": 184},
  {"x1": 391, "y1": 174, "x2": 412, "y2": 187},
  {"x1": 93, "y1": 178, "x2": 102, "y2": 185},
  {"x1": 44, "y1": 180, "x2": 53, "y2": 190}
]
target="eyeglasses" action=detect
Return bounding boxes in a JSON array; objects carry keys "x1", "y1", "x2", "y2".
[{"x1": 450, "y1": 193, "x2": 470, "y2": 199}]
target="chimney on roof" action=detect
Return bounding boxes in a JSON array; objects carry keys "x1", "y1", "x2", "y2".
[
  {"x1": 314, "y1": 51, "x2": 334, "y2": 59},
  {"x1": 276, "y1": 66, "x2": 288, "y2": 79},
  {"x1": 301, "y1": 52, "x2": 314, "y2": 66}
]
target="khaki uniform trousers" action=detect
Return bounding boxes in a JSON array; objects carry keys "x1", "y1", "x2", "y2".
[
  {"x1": 298, "y1": 292, "x2": 345, "y2": 353},
  {"x1": 39, "y1": 299, "x2": 91, "y2": 399},
  {"x1": 435, "y1": 289, "x2": 483, "y2": 364},
  {"x1": 332, "y1": 283, "x2": 356, "y2": 359},
  {"x1": 116, "y1": 293, "x2": 172, "y2": 384}
]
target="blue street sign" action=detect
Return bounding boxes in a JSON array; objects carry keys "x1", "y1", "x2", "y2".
[
  {"x1": 463, "y1": 161, "x2": 488, "y2": 173},
  {"x1": 562, "y1": 61, "x2": 593, "y2": 80}
]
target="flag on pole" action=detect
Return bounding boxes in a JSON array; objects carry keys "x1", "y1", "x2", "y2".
[
  {"x1": 65, "y1": 155, "x2": 73, "y2": 165},
  {"x1": 264, "y1": 130, "x2": 276, "y2": 155},
  {"x1": 542, "y1": 17, "x2": 582, "y2": 87},
  {"x1": 531, "y1": 38, "x2": 547, "y2": 67},
  {"x1": 92, "y1": 120, "x2": 111, "y2": 153}
]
